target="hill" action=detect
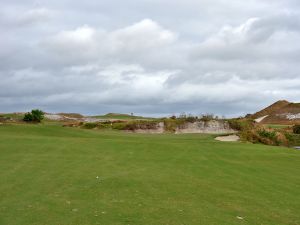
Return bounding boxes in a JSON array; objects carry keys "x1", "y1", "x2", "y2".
[
  {"x1": 251, "y1": 100, "x2": 300, "y2": 124},
  {"x1": 92, "y1": 113, "x2": 153, "y2": 120}
]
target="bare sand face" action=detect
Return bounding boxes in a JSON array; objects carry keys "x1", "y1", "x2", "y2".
[
  {"x1": 215, "y1": 135, "x2": 240, "y2": 142},
  {"x1": 254, "y1": 115, "x2": 269, "y2": 123},
  {"x1": 175, "y1": 121, "x2": 236, "y2": 134}
]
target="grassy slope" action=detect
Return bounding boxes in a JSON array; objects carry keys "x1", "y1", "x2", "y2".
[
  {"x1": 253, "y1": 100, "x2": 300, "y2": 125},
  {"x1": 0, "y1": 113, "x2": 24, "y2": 120},
  {"x1": 252, "y1": 100, "x2": 290, "y2": 119},
  {"x1": 0, "y1": 124, "x2": 300, "y2": 225},
  {"x1": 92, "y1": 113, "x2": 154, "y2": 120},
  {"x1": 265, "y1": 124, "x2": 291, "y2": 129}
]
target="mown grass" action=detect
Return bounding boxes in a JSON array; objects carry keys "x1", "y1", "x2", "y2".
[{"x1": 0, "y1": 124, "x2": 300, "y2": 225}]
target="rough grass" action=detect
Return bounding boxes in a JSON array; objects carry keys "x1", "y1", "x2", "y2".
[
  {"x1": 291, "y1": 134, "x2": 300, "y2": 145},
  {"x1": 0, "y1": 113, "x2": 24, "y2": 120},
  {"x1": 266, "y1": 124, "x2": 291, "y2": 129},
  {"x1": 0, "y1": 124, "x2": 300, "y2": 225}
]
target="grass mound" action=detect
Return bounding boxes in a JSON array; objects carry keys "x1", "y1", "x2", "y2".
[{"x1": 92, "y1": 113, "x2": 152, "y2": 120}]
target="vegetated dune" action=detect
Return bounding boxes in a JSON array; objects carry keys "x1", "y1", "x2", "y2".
[
  {"x1": 252, "y1": 100, "x2": 290, "y2": 119},
  {"x1": 44, "y1": 113, "x2": 84, "y2": 121},
  {"x1": 57, "y1": 113, "x2": 84, "y2": 118},
  {"x1": 44, "y1": 112, "x2": 150, "y2": 123},
  {"x1": 92, "y1": 113, "x2": 152, "y2": 120},
  {"x1": 250, "y1": 100, "x2": 300, "y2": 125}
]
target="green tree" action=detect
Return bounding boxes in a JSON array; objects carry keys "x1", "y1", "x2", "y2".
[
  {"x1": 23, "y1": 109, "x2": 44, "y2": 122},
  {"x1": 23, "y1": 112, "x2": 33, "y2": 122}
]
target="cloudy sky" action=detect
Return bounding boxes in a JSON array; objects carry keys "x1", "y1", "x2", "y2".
[{"x1": 1, "y1": 0, "x2": 300, "y2": 117}]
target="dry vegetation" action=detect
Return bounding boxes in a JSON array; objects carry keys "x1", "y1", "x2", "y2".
[{"x1": 228, "y1": 118, "x2": 300, "y2": 146}]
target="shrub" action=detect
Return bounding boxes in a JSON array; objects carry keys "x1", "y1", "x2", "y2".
[
  {"x1": 228, "y1": 118, "x2": 254, "y2": 131},
  {"x1": 116, "y1": 120, "x2": 160, "y2": 131},
  {"x1": 290, "y1": 133, "x2": 300, "y2": 145},
  {"x1": 258, "y1": 129, "x2": 276, "y2": 140},
  {"x1": 275, "y1": 132, "x2": 289, "y2": 146},
  {"x1": 200, "y1": 114, "x2": 215, "y2": 122},
  {"x1": 83, "y1": 123, "x2": 98, "y2": 129},
  {"x1": 63, "y1": 122, "x2": 81, "y2": 127},
  {"x1": 31, "y1": 109, "x2": 44, "y2": 122},
  {"x1": 163, "y1": 118, "x2": 187, "y2": 132},
  {"x1": 23, "y1": 109, "x2": 44, "y2": 122},
  {"x1": 112, "y1": 122, "x2": 128, "y2": 130},
  {"x1": 257, "y1": 129, "x2": 282, "y2": 145},
  {"x1": 293, "y1": 125, "x2": 300, "y2": 134},
  {"x1": 239, "y1": 126, "x2": 291, "y2": 146},
  {"x1": 186, "y1": 115, "x2": 197, "y2": 123},
  {"x1": 163, "y1": 119, "x2": 177, "y2": 132},
  {"x1": 97, "y1": 123, "x2": 111, "y2": 129},
  {"x1": 23, "y1": 112, "x2": 33, "y2": 122},
  {"x1": 233, "y1": 118, "x2": 292, "y2": 147},
  {"x1": 228, "y1": 119, "x2": 242, "y2": 130}
]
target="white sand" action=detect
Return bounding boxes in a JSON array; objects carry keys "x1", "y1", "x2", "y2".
[
  {"x1": 254, "y1": 115, "x2": 269, "y2": 123},
  {"x1": 215, "y1": 135, "x2": 240, "y2": 142}
]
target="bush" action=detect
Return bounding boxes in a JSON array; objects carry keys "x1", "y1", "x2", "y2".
[
  {"x1": 97, "y1": 123, "x2": 111, "y2": 129},
  {"x1": 228, "y1": 118, "x2": 254, "y2": 131},
  {"x1": 228, "y1": 119, "x2": 242, "y2": 130},
  {"x1": 23, "y1": 112, "x2": 33, "y2": 122},
  {"x1": 186, "y1": 115, "x2": 198, "y2": 123},
  {"x1": 163, "y1": 119, "x2": 177, "y2": 132},
  {"x1": 23, "y1": 109, "x2": 44, "y2": 122},
  {"x1": 31, "y1": 109, "x2": 44, "y2": 122},
  {"x1": 83, "y1": 123, "x2": 98, "y2": 129},
  {"x1": 290, "y1": 133, "x2": 300, "y2": 145},
  {"x1": 163, "y1": 118, "x2": 186, "y2": 132},
  {"x1": 293, "y1": 125, "x2": 300, "y2": 134},
  {"x1": 258, "y1": 129, "x2": 276, "y2": 140},
  {"x1": 200, "y1": 114, "x2": 215, "y2": 122},
  {"x1": 112, "y1": 122, "x2": 128, "y2": 130},
  {"x1": 239, "y1": 126, "x2": 291, "y2": 146},
  {"x1": 275, "y1": 132, "x2": 289, "y2": 146},
  {"x1": 115, "y1": 120, "x2": 160, "y2": 131},
  {"x1": 233, "y1": 118, "x2": 293, "y2": 147}
]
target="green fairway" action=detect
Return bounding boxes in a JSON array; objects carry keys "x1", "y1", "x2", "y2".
[{"x1": 0, "y1": 124, "x2": 300, "y2": 225}]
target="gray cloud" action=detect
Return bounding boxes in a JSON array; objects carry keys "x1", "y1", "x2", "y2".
[{"x1": 0, "y1": 0, "x2": 300, "y2": 116}]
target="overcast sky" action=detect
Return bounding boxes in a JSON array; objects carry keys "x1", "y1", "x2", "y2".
[{"x1": 1, "y1": 0, "x2": 300, "y2": 117}]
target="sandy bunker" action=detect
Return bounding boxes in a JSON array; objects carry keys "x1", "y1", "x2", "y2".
[{"x1": 215, "y1": 135, "x2": 240, "y2": 142}]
